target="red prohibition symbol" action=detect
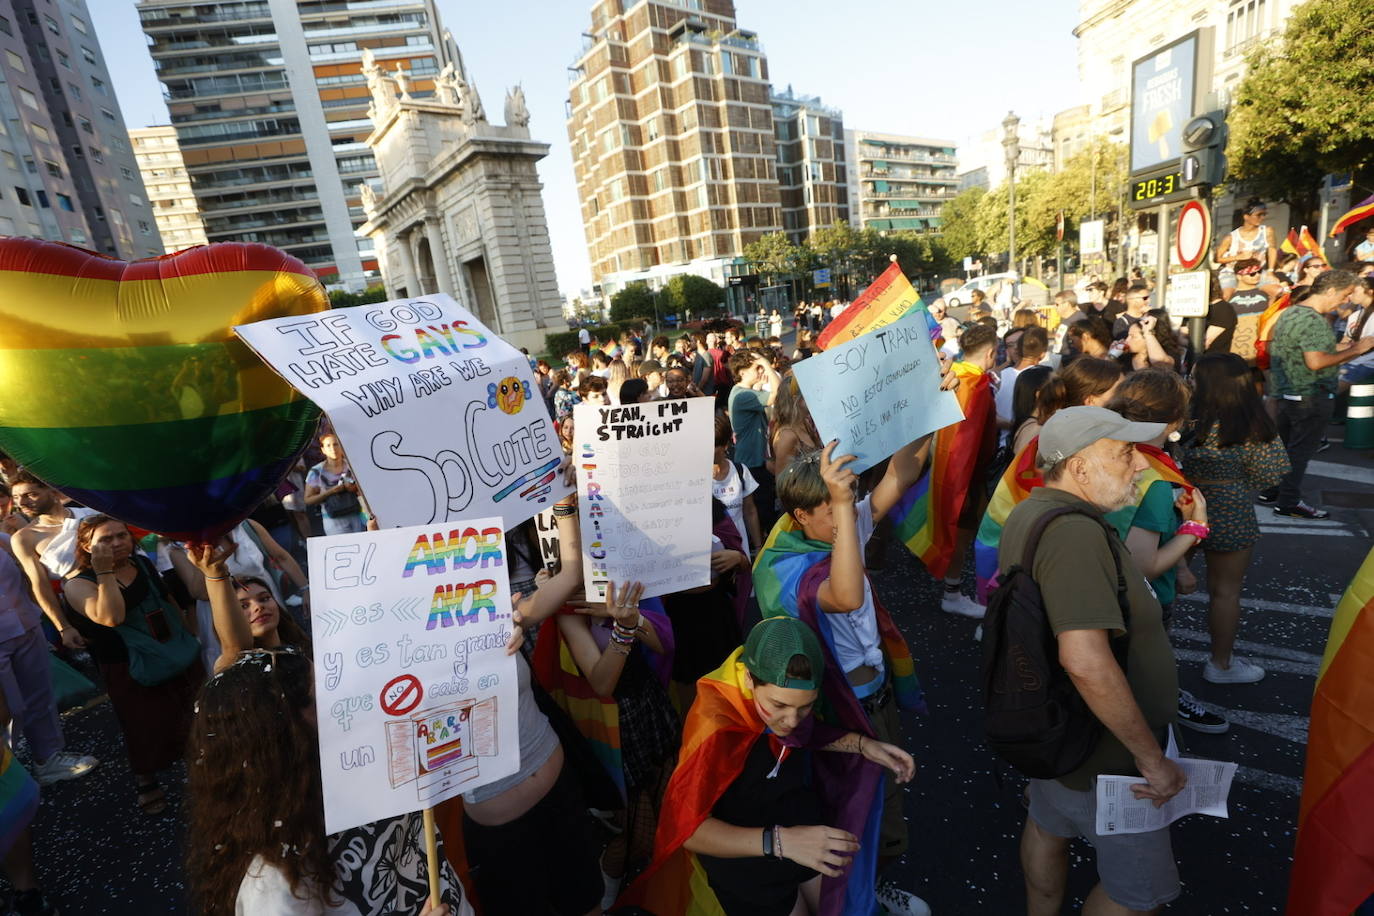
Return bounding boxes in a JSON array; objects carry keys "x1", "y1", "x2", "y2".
[{"x1": 380, "y1": 674, "x2": 423, "y2": 716}]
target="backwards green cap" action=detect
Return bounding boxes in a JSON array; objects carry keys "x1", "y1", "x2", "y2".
[{"x1": 742, "y1": 616, "x2": 824, "y2": 690}]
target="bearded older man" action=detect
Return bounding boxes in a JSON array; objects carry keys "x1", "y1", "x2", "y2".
[{"x1": 998, "y1": 406, "x2": 1188, "y2": 916}]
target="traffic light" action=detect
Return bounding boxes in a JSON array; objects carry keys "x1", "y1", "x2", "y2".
[{"x1": 1179, "y1": 110, "x2": 1228, "y2": 189}]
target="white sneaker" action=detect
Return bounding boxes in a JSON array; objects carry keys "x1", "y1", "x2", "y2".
[
  {"x1": 876, "y1": 883, "x2": 932, "y2": 916},
  {"x1": 1203, "y1": 656, "x2": 1266, "y2": 685},
  {"x1": 941, "y1": 591, "x2": 984, "y2": 618},
  {"x1": 31, "y1": 750, "x2": 98, "y2": 786}
]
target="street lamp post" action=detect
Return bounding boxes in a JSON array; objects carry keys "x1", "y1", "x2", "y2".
[{"x1": 1002, "y1": 111, "x2": 1021, "y2": 301}]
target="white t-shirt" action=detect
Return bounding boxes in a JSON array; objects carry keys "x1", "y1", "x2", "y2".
[
  {"x1": 826, "y1": 496, "x2": 885, "y2": 678},
  {"x1": 1346, "y1": 308, "x2": 1374, "y2": 367},
  {"x1": 237, "y1": 858, "x2": 357, "y2": 916},
  {"x1": 712, "y1": 461, "x2": 758, "y2": 554}
]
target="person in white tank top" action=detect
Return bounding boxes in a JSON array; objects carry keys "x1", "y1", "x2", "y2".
[{"x1": 1217, "y1": 201, "x2": 1276, "y2": 299}]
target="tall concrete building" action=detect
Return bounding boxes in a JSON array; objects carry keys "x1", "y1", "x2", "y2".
[
  {"x1": 844, "y1": 130, "x2": 957, "y2": 233},
  {"x1": 955, "y1": 117, "x2": 1052, "y2": 191},
  {"x1": 138, "y1": 0, "x2": 451, "y2": 289},
  {"x1": 566, "y1": 0, "x2": 781, "y2": 294},
  {"x1": 0, "y1": 0, "x2": 160, "y2": 257},
  {"x1": 129, "y1": 126, "x2": 207, "y2": 252},
  {"x1": 771, "y1": 88, "x2": 847, "y2": 244}
]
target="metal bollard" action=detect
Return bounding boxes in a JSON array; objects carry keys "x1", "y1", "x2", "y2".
[{"x1": 1347, "y1": 383, "x2": 1374, "y2": 450}]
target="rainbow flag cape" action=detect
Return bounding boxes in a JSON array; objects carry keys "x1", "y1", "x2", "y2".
[
  {"x1": 1331, "y1": 194, "x2": 1374, "y2": 238},
  {"x1": 973, "y1": 437, "x2": 1043, "y2": 602},
  {"x1": 817, "y1": 261, "x2": 922, "y2": 350},
  {"x1": 1288, "y1": 545, "x2": 1374, "y2": 914},
  {"x1": 0, "y1": 742, "x2": 38, "y2": 860},
  {"x1": 754, "y1": 521, "x2": 925, "y2": 713},
  {"x1": 620, "y1": 643, "x2": 885, "y2": 916},
  {"x1": 890, "y1": 363, "x2": 994, "y2": 580},
  {"x1": 1254, "y1": 290, "x2": 1292, "y2": 370},
  {"x1": 530, "y1": 600, "x2": 674, "y2": 800},
  {"x1": 1282, "y1": 228, "x2": 1302, "y2": 257}
]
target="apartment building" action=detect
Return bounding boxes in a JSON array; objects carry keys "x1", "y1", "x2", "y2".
[
  {"x1": 955, "y1": 117, "x2": 1051, "y2": 191},
  {"x1": 130, "y1": 126, "x2": 207, "y2": 252},
  {"x1": 566, "y1": 0, "x2": 782, "y2": 294},
  {"x1": 771, "y1": 87, "x2": 847, "y2": 244},
  {"x1": 138, "y1": 0, "x2": 450, "y2": 288},
  {"x1": 0, "y1": 1, "x2": 161, "y2": 257},
  {"x1": 845, "y1": 129, "x2": 958, "y2": 233}
]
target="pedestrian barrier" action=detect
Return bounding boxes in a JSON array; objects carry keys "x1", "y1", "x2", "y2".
[{"x1": 1347, "y1": 383, "x2": 1374, "y2": 449}]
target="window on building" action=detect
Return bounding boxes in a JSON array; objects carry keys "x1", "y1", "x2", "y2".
[
  {"x1": 81, "y1": 46, "x2": 97, "y2": 65},
  {"x1": 21, "y1": 155, "x2": 33, "y2": 173},
  {"x1": 646, "y1": 117, "x2": 660, "y2": 142},
  {"x1": 100, "y1": 108, "x2": 116, "y2": 123},
  {"x1": 78, "y1": 116, "x2": 92, "y2": 134},
  {"x1": 137, "y1": 220, "x2": 151, "y2": 234},
  {"x1": 88, "y1": 146, "x2": 102, "y2": 162},
  {"x1": 16, "y1": 88, "x2": 38, "y2": 111},
  {"x1": 128, "y1": 193, "x2": 144, "y2": 207},
  {"x1": 69, "y1": 145, "x2": 82, "y2": 159},
  {"x1": 31, "y1": 123, "x2": 50, "y2": 142},
  {"x1": 120, "y1": 166, "x2": 134, "y2": 180},
  {"x1": 67, "y1": 83, "x2": 81, "y2": 101},
  {"x1": 56, "y1": 49, "x2": 68, "y2": 68},
  {"x1": 5, "y1": 50, "x2": 24, "y2": 73},
  {"x1": 13, "y1": 186, "x2": 29, "y2": 206},
  {"x1": 1, "y1": 151, "x2": 15, "y2": 170},
  {"x1": 35, "y1": 190, "x2": 48, "y2": 207},
  {"x1": 56, "y1": 192, "x2": 73, "y2": 211},
  {"x1": 91, "y1": 76, "x2": 107, "y2": 96},
  {"x1": 1227, "y1": 0, "x2": 1267, "y2": 50},
  {"x1": 43, "y1": 14, "x2": 59, "y2": 36},
  {"x1": 70, "y1": 15, "x2": 87, "y2": 34},
  {"x1": 59, "y1": 111, "x2": 72, "y2": 128},
  {"x1": 0, "y1": 15, "x2": 10, "y2": 36},
  {"x1": 44, "y1": 160, "x2": 60, "y2": 178}
]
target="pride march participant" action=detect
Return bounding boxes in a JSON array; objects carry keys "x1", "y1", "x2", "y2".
[
  {"x1": 305, "y1": 434, "x2": 367, "y2": 535},
  {"x1": 621, "y1": 615, "x2": 915, "y2": 916},
  {"x1": 0, "y1": 742, "x2": 58, "y2": 916}
]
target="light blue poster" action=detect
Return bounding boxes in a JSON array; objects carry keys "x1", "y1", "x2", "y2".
[
  {"x1": 1131, "y1": 35, "x2": 1197, "y2": 174},
  {"x1": 791, "y1": 310, "x2": 964, "y2": 474}
]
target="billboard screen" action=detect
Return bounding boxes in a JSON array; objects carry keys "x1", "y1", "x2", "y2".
[{"x1": 1130, "y1": 33, "x2": 1198, "y2": 175}]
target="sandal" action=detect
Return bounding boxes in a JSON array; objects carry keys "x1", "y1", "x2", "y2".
[{"x1": 135, "y1": 780, "x2": 167, "y2": 816}]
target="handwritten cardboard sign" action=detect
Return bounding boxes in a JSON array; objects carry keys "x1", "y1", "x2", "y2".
[
  {"x1": 791, "y1": 309, "x2": 964, "y2": 473},
  {"x1": 574, "y1": 397, "x2": 713, "y2": 601},
  {"x1": 308, "y1": 521, "x2": 519, "y2": 835},
  {"x1": 533, "y1": 509, "x2": 560, "y2": 570},
  {"x1": 235, "y1": 294, "x2": 572, "y2": 529}
]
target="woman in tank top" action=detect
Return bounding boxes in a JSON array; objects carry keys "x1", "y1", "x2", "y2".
[{"x1": 1217, "y1": 201, "x2": 1277, "y2": 298}]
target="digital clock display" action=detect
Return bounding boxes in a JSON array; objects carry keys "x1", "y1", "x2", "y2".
[{"x1": 1131, "y1": 171, "x2": 1184, "y2": 203}]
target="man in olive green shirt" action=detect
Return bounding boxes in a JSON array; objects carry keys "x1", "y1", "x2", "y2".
[
  {"x1": 1269, "y1": 269, "x2": 1374, "y2": 518},
  {"x1": 1000, "y1": 406, "x2": 1186, "y2": 916}
]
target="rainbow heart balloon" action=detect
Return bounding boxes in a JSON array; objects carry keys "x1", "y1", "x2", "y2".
[{"x1": 0, "y1": 239, "x2": 327, "y2": 540}]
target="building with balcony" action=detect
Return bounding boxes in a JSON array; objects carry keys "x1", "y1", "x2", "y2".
[
  {"x1": 129, "y1": 125, "x2": 207, "y2": 251},
  {"x1": 566, "y1": 0, "x2": 782, "y2": 295},
  {"x1": 844, "y1": 129, "x2": 957, "y2": 233},
  {"x1": 137, "y1": 0, "x2": 451, "y2": 289},
  {"x1": 0, "y1": 1, "x2": 161, "y2": 257},
  {"x1": 771, "y1": 87, "x2": 846, "y2": 244},
  {"x1": 955, "y1": 117, "x2": 1052, "y2": 190}
]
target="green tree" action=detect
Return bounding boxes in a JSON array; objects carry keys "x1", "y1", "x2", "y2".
[
  {"x1": 1228, "y1": 0, "x2": 1373, "y2": 201},
  {"x1": 609, "y1": 282, "x2": 655, "y2": 323},
  {"x1": 663, "y1": 274, "x2": 723, "y2": 315},
  {"x1": 939, "y1": 188, "x2": 988, "y2": 261},
  {"x1": 743, "y1": 232, "x2": 800, "y2": 284}
]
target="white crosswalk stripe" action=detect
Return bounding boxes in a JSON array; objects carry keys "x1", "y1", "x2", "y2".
[
  {"x1": 1174, "y1": 647, "x2": 1318, "y2": 678},
  {"x1": 1234, "y1": 766, "x2": 1304, "y2": 797},
  {"x1": 1254, "y1": 504, "x2": 1368, "y2": 538},
  {"x1": 1175, "y1": 594, "x2": 1339, "y2": 619},
  {"x1": 1170, "y1": 628, "x2": 1325, "y2": 666},
  {"x1": 1307, "y1": 459, "x2": 1374, "y2": 487}
]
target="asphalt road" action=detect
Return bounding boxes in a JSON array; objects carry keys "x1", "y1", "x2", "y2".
[{"x1": 6, "y1": 429, "x2": 1371, "y2": 915}]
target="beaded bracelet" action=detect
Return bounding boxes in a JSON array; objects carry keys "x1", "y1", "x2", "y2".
[
  {"x1": 552, "y1": 504, "x2": 578, "y2": 518},
  {"x1": 609, "y1": 628, "x2": 636, "y2": 646}
]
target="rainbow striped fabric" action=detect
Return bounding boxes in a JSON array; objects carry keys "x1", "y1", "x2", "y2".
[
  {"x1": 816, "y1": 261, "x2": 922, "y2": 350},
  {"x1": 0, "y1": 743, "x2": 38, "y2": 860},
  {"x1": 0, "y1": 239, "x2": 326, "y2": 540},
  {"x1": 1289, "y1": 545, "x2": 1374, "y2": 914},
  {"x1": 890, "y1": 362, "x2": 993, "y2": 580},
  {"x1": 1331, "y1": 194, "x2": 1374, "y2": 238},
  {"x1": 620, "y1": 644, "x2": 885, "y2": 916}
]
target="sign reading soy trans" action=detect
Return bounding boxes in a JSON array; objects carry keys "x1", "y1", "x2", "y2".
[{"x1": 1128, "y1": 28, "x2": 1214, "y2": 210}]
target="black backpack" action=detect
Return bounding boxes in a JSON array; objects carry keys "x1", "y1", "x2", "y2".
[{"x1": 980, "y1": 506, "x2": 1131, "y2": 779}]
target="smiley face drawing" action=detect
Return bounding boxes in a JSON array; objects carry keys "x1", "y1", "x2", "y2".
[{"x1": 487, "y1": 377, "x2": 531, "y2": 415}]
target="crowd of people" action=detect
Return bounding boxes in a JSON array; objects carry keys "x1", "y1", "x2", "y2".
[{"x1": 1, "y1": 217, "x2": 1372, "y2": 916}]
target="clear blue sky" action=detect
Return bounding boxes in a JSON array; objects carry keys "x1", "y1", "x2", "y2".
[{"x1": 91, "y1": 0, "x2": 1083, "y2": 295}]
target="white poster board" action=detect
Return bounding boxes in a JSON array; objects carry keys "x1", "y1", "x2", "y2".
[
  {"x1": 1081, "y1": 219, "x2": 1106, "y2": 256},
  {"x1": 235, "y1": 294, "x2": 572, "y2": 530},
  {"x1": 574, "y1": 397, "x2": 713, "y2": 601},
  {"x1": 791, "y1": 310, "x2": 964, "y2": 474},
  {"x1": 308, "y1": 521, "x2": 519, "y2": 835},
  {"x1": 1166, "y1": 269, "x2": 1210, "y2": 319},
  {"x1": 533, "y1": 508, "x2": 560, "y2": 569}
]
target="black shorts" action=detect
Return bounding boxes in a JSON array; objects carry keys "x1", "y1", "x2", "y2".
[{"x1": 462, "y1": 762, "x2": 603, "y2": 916}]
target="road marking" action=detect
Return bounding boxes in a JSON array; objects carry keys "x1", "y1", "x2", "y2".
[
  {"x1": 1170, "y1": 628, "x2": 1325, "y2": 666},
  {"x1": 1259, "y1": 525, "x2": 1365, "y2": 538},
  {"x1": 1308, "y1": 459, "x2": 1374, "y2": 487},
  {"x1": 1234, "y1": 765, "x2": 1303, "y2": 797},
  {"x1": 1174, "y1": 647, "x2": 1318, "y2": 678},
  {"x1": 1186, "y1": 696, "x2": 1310, "y2": 744},
  {"x1": 1176, "y1": 594, "x2": 1338, "y2": 619},
  {"x1": 1254, "y1": 505, "x2": 1347, "y2": 527}
]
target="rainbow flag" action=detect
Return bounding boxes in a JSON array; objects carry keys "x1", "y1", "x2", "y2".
[
  {"x1": 0, "y1": 743, "x2": 38, "y2": 860},
  {"x1": 817, "y1": 261, "x2": 922, "y2": 350},
  {"x1": 1282, "y1": 228, "x2": 1302, "y2": 257},
  {"x1": 0, "y1": 239, "x2": 326, "y2": 541},
  {"x1": 890, "y1": 363, "x2": 993, "y2": 580},
  {"x1": 1288, "y1": 545, "x2": 1374, "y2": 914},
  {"x1": 973, "y1": 437, "x2": 1043, "y2": 602},
  {"x1": 754, "y1": 522, "x2": 925, "y2": 713},
  {"x1": 1254, "y1": 290, "x2": 1292, "y2": 370},
  {"x1": 1330, "y1": 194, "x2": 1374, "y2": 238},
  {"x1": 620, "y1": 643, "x2": 885, "y2": 916},
  {"x1": 1300, "y1": 226, "x2": 1329, "y2": 264},
  {"x1": 1136, "y1": 443, "x2": 1192, "y2": 493}
]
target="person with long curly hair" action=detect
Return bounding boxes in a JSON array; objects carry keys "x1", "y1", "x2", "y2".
[{"x1": 186, "y1": 647, "x2": 464, "y2": 916}]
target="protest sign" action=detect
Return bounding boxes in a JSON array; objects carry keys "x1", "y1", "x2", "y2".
[
  {"x1": 792, "y1": 309, "x2": 964, "y2": 473},
  {"x1": 574, "y1": 397, "x2": 713, "y2": 601},
  {"x1": 533, "y1": 508, "x2": 560, "y2": 570},
  {"x1": 235, "y1": 294, "x2": 571, "y2": 530},
  {"x1": 308, "y1": 520, "x2": 519, "y2": 835}
]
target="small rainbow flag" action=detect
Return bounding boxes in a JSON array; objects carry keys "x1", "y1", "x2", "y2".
[
  {"x1": 1330, "y1": 194, "x2": 1374, "y2": 238},
  {"x1": 1288, "y1": 545, "x2": 1374, "y2": 914},
  {"x1": 817, "y1": 261, "x2": 922, "y2": 350},
  {"x1": 890, "y1": 363, "x2": 994, "y2": 580}
]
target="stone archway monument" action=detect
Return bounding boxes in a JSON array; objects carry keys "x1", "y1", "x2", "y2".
[{"x1": 358, "y1": 50, "x2": 561, "y2": 353}]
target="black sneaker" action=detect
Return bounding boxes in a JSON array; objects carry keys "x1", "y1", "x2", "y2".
[
  {"x1": 1177, "y1": 690, "x2": 1229, "y2": 734},
  {"x1": 1317, "y1": 438, "x2": 1331, "y2": 453},
  {"x1": 1256, "y1": 490, "x2": 1277, "y2": 504},
  {"x1": 13, "y1": 888, "x2": 59, "y2": 916},
  {"x1": 1274, "y1": 501, "x2": 1330, "y2": 519}
]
